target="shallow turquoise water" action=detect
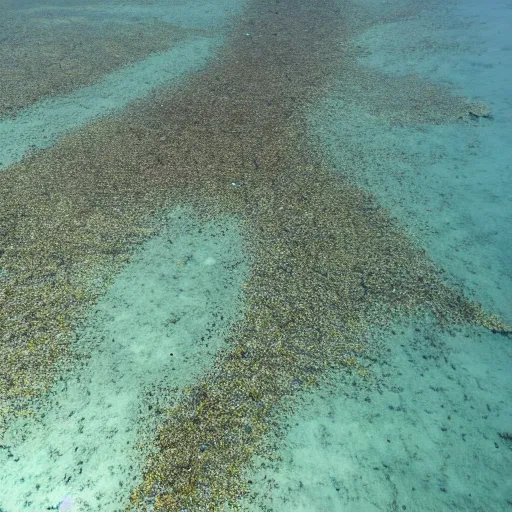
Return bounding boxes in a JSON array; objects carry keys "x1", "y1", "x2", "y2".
[
  {"x1": 0, "y1": 0, "x2": 510, "y2": 510},
  {"x1": 249, "y1": 0, "x2": 512, "y2": 509}
]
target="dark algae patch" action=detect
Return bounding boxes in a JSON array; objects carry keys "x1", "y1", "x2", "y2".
[
  {"x1": 0, "y1": 0, "x2": 508, "y2": 510},
  {"x1": 0, "y1": 7, "x2": 188, "y2": 118}
]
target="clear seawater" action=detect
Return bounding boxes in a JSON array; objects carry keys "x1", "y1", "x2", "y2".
[{"x1": 0, "y1": 0, "x2": 510, "y2": 510}]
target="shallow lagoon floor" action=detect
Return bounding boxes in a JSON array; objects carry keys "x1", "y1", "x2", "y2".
[
  {"x1": 0, "y1": 0, "x2": 510, "y2": 510},
  {"x1": 243, "y1": 0, "x2": 512, "y2": 509}
]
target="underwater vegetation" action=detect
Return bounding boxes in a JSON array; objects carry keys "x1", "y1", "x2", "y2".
[
  {"x1": 0, "y1": 0, "x2": 508, "y2": 510},
  {"x1": 0, "y1": 6, "x2": 185, "y2": 118}
]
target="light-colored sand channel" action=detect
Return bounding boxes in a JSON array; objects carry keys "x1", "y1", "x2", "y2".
[{"x1": 0, "y1": 209, "x2": 247, "y2": 511}]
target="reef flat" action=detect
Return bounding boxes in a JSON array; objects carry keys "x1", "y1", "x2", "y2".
[{"x1": 0, "y1": 0, "x2": 507, "y2": 510}]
